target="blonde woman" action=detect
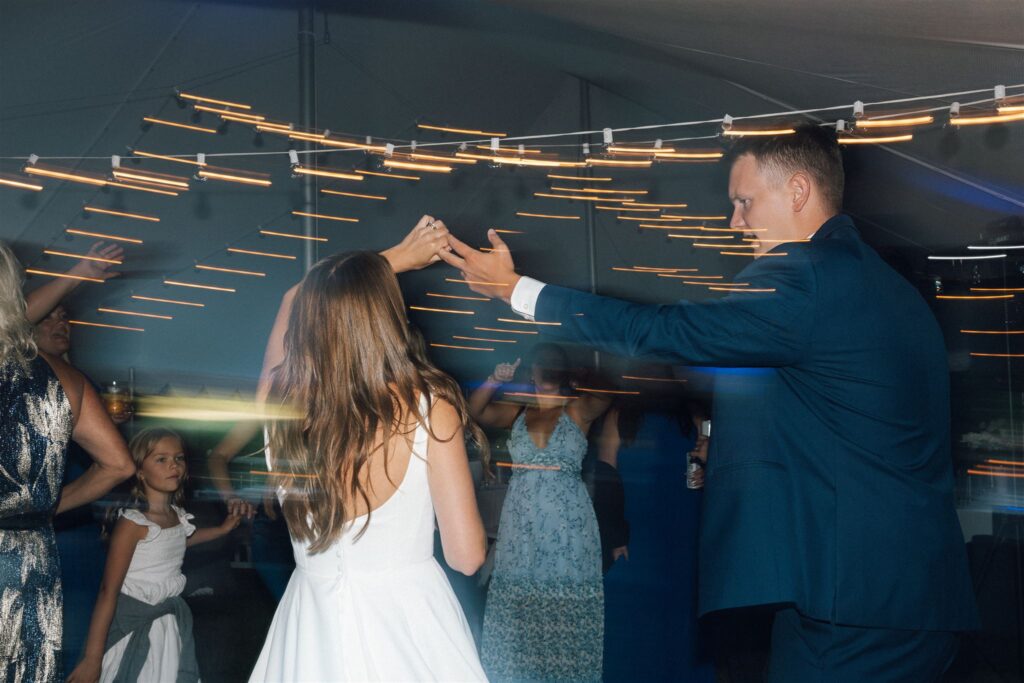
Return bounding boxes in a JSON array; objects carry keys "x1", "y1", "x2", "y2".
[
  {"x1": 0, "y1": 242, "x2": 134, "y2": 682},
  {"x1": 249, "y1": 250, "x2": 488, "y2": 682}
]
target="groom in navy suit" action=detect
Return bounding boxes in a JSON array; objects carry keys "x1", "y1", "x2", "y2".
[{"x1": 440, "y1": 125, "x2": 978, "y2": 682}]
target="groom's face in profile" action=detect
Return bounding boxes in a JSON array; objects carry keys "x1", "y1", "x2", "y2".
[{"x1": 728, "y1": 153, "x2": 798, "y2": 257}]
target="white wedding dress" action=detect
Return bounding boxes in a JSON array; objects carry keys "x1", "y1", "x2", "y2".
[{"x1": 249, "y1": 397, "x2": 487, "y2": 682}]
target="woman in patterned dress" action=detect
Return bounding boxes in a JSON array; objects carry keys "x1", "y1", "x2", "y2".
[
  {"x1": 470, "y1": 344, "x2": 611, "y2": 682},
  {"x1": 0, "y1": 242, "x2": 135, "y2": 682}
]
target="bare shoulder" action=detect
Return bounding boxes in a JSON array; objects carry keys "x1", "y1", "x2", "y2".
[
  {"x1": 112, "y1": 514, "x2": 149, "y2": 542},
  {"x1": 38, "y1": 351, "x2": 85, "y2": 409}
]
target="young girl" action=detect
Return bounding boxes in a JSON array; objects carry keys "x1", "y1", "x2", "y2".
[{"x1": 67, "y1": 428, "x2": 240, "y2": 683}]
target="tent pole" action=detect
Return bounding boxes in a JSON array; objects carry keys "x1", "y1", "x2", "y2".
[
  {"x1": 579, "y1": 77, "x2": 600, "y2": 369},
  {"x1": 298, "y1": 2, "x2": 317, "y2": 271}
]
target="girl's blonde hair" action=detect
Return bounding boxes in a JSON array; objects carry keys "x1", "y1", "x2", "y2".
[
  {"x1": 0, "y1": 242, "x2": 37, "y2": 367},
  {"x1": 267, "y1": 251, "x2": 488, "y2": 553}
]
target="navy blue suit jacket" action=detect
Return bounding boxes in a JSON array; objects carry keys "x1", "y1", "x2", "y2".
[{"x1": 534, "y1": 214, "x2": 978, "y2": 631}]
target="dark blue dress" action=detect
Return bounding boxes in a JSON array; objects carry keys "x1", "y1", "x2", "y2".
[
  {"x1": 481, "y1": 411, "x2": 603, "y2": 682},
  {"x1": 1, "y1": 356, "x2": 73, "y2": 682}
]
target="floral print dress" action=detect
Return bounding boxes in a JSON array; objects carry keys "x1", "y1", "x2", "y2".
[{"x1": 482, "y1": 410, "x2": 603, "y2": 682}]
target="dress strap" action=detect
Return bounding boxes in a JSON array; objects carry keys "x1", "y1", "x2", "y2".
[{"x1": 415, "y1": 392, "x2": 431, "y2": 462}]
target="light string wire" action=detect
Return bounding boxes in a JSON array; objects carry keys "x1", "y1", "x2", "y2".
[{"x1": 2, "y1": 83, "x2": 1021, "y2": 162}]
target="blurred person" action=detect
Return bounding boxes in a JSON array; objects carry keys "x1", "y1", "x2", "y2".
[
  {"x1": 249, "y1": 250, "x2": 487, "y2": 682},
  {"x1": 469, "y1": 344, "x2": 611, "y2": 682},
  {"x1": 441, "y1": 125, "x2": 977, "y2": 682},
  {"x1": 0, "y1": 242, "x2": 134, "y2": 683},
  {"x1": 597, "y1": 396, "x2": 714, "y2": 683},
  {"x1": 67, "y1": 429, "x2": 240, "y2": 683},
  {"x1": 25, "y1": 243, "x2": 122, "y2": 326}
]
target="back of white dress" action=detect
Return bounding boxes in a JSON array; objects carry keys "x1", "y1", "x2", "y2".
[{"x1": 249, "y1": 396, "x2": 486, "y2": 682}]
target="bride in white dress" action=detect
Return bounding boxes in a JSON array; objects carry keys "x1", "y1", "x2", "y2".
[{"x1": 249, "y1": 249, "x2": 488, "y2": 682}]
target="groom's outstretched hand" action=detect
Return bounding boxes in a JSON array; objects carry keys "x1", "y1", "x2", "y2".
[{"x1": 439, "y1": 229, "x2": 520, "y2": 303}]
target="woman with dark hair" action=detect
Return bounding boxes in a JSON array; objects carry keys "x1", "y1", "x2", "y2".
[
  {"x1": 249, "y1": 250, "x2": 488, "y2": 682},
  {"x1": 469, "y1": 343, "x2": 611, "y2": 682},
  {"x1": 0, "y1": 242, "x2": 134, "y2": 682}
]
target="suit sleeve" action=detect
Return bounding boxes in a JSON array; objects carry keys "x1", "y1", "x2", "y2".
[{"x1": 533, "y1": 247, "x2": 817, "y2": 367}]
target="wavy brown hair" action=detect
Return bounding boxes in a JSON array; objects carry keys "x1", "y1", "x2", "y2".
[{"x1": 267, "y1": 251, "x2": 487, "y2": 553}]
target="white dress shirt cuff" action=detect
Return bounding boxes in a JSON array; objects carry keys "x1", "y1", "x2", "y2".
[{"x1": 510, "y1": 276, "x2": 546, "y2": 321}]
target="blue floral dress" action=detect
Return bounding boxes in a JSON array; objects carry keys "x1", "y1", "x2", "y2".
[
  {"x1": 1, "y1": 356, "x2": 74, "y2": 683},
  {"x1": 482, "y1": 410, "x2": 603, "y2": 682}
]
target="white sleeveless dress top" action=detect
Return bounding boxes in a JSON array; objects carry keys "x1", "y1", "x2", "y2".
[{"x1": 249, "y1": 395, "x2": 487, "y2": 682}]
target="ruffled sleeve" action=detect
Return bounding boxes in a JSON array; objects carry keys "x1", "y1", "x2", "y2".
[
  {"x1": 173, "y1": 505, "x2": 197, "y2": 537},
  {"x1": 119, "y1": 508, "x2": 162, "y2": 541}
]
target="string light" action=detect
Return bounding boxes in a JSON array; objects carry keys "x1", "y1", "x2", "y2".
[
  {"x1": 586, "y1": 158, "x2": 652, "y2": 168},
  {"x1": 654, "y1": 151, "x2": 724, "y2": 160},
  {"x1": 409, "y1": 306, "x2": 475, "y2": 315},
  {"x1": 417, "y1": 123, "x2": 506, "y2": 137},
  {"x1": 259, "y1": 230, "x2": 327, "y2": 242},
  {"x1": 408, "y1": 152, "x2": 477, "y2": 165},
  {"x1": 356, "y1": 169, "x2": 420, "y2": 181},
  {"x1": 24, "y1": 164, "x2": 107, "y2": 186},
  {"x1": 66, "y1": 228, "x2": 143, "y2": 244},
  {"x1": 838, "y1": 134, "x2": 913, "y2": 145},
  {"x1": 667, "y1": 234, "x2": 733, "y2": 240},
  {"x1": 722, "y1": 127, "x2": 796, "y2": 137},
  {"x1": 195, "y1": 264, "x2": 266, "y2": 277},
  {"x1": 293, "y1": 166, "x2": 362, "y2": 181},
  {"x1": 535, "y1": 192, "x2": 636, "y2": 202},
  {"x1": 967, "y1": 245, "x2": 1024, "y2": 250},
  {"x1": 577, "y1": 387, "x2": 641, "y2": 395},
  {"x1": 595, "y1": 205, "x2": 659, "y2": 213},
  {"x1": 25, "y1": 269, "x2": 104, "y2": 283},
  {"x1": 106, "y1": 180, "x2": 180, "y2": 196},
  {"x1": 722, "y1": 251, "x2": 787, "y2": 257},
  {"x1": 83, "y1": 206, "x2": 159, "y2": 222},
  {"x1": 430, "y1": 343, "x2": 495, "y2": 352},
  {"x1": 492, "y1": 229, "x2": 524, "y2": 235},
  {"x1": 564, "y1": 187, "x2": 648, "y2": 195},
  {"x1": 474, "y1": 326, "x2": 538, "y2": 335},
  {"x1": 132, "y1": 295, "x2": 204, "y2": 308},
  {"x1": 286, "y1": 131, "x2": 328, "y2": 142},
  {"x1": 477, "y1": 145, "x2": 543, "y2": 155},
  {"x1": 606, "y1": 145, "x2": 676, "y2": 154},
  {"x1": 193, "y1": 104, "x2": 265, "y2": 121},
  {"x1": 383, "y1": 159, "x2": 453, "y2": 173},
  {"x1": 98, "y1": 308, "x2": 173, "y2": 320},
  {"x1": 69, "y1": 320, "x2": 143, "y2": 332},
  {"x1": 43, "y1": 249, "x2": 122, "y2": 264},
  {"x1": 227, "y1": 247, "x2": 296, "y2": 260},
  {"x1": 997, "y1": 104, "x2": 1024, "y2": 114},
  {"x1": 547, "y1": 174, "x2": 613, "y2": 182},
  {"x1": 497, "y1": 318, "x2": 561, "y2": 326},
  {"x1": 453, "y1": 335, "x2": 517, "y2": 344},
  {"x1": 133, "y1": 150, "x2": 206, "y2": 167},
  {"x1": 950, "y1": 111, "x2": 1024, "y2": 126},
  {"x1": 959, "y1": 329, "x2": 1024, "y2": 335},
  {"x1": 516, "y1": 212, "x2": 580, "y2": 220},
  {"x1": 198, "y1": 167, "x2": 272, "y2": 187},
  {"x1": 446, "y1": 278, "x2": 509, "y2": 287},
  {"x1": 112, "y1": 168, "x2": 190, "y2": 189},
  {"x1": 143, "y1": 116, "x2": 218, "y2": 134},
  {"x1": 221, "y1": 113, "x2": 265, "y2": 125},
  {"x1": 661, "y1": 214, "x2": 723, "y2": 220},
  {"x1": 489, "y1": 156, "x2": 586, "y2": 168},
  {"x1": 164, "y1": 280, "x2": 236, "y2": 293},
  {"x1": 856, "y1": 115, "x2": 933, "y2": 128},
  {"x1": 709, "y1": 286, "x2": 777, "y2": 293},
  {"x1": 426, "y1": 293, "x2": 490, "y2": 302},
  {"x1": 658, "y1": 274, "x2": 724, "y2": 280},
  {"x1": 319, "y1": 138, "x2": 389, "y2": 153},
  {"x1": 934, "y1": 294, "x2": 1013, "y2": 300},
  {"x1": 626, "y1": 202, "x2": 689, "y2": 208},
  {"x1": 291, "y1": 210, "x2": 359, "y2": 223},
  {"x1": 0, "y1": 175, "x2": 43, "y2": 191},
  {"x1": 177, "y1": 92, "x2": 251, "y2": 110},
  {"x1": 321, "y1": 189, "x2": 387, "y2": 201}
]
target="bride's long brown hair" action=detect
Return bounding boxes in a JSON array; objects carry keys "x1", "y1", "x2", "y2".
[{"x1": 267, "y1": 251, "x2": 487, "y2": 553}]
